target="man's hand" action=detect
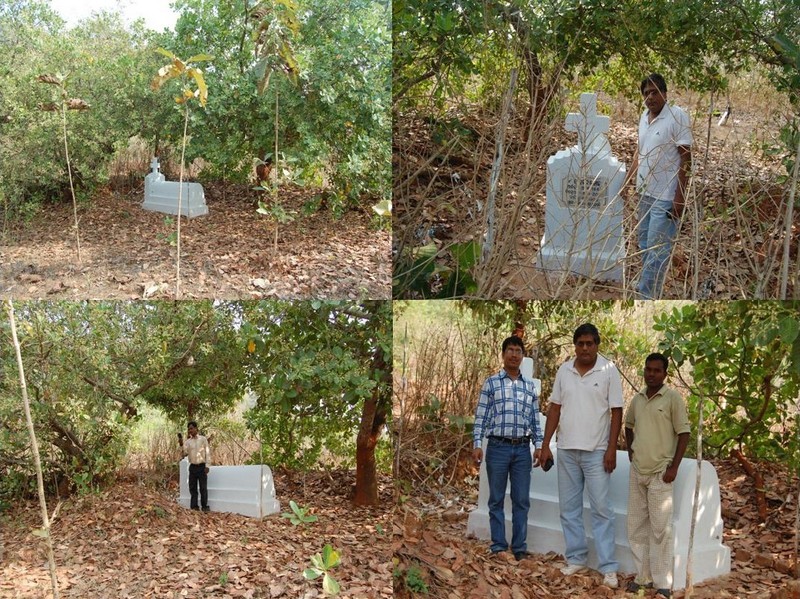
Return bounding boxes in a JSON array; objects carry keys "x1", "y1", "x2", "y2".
[
  {"x1": 672, "y1": 196, "x2": 685, "y2": 220},
  {"x1": 205, "y1": 466, "x2": 210, "y2": 475},
  {"x1": 473, "y1": 447, "x2": 483, "y2": 466},
  {"x1": 603, "y1": 447, "x2": 617, "y2": 473},
  {"x1": 663, "y1": 464, "x2": 678, "y2": 483},
  {"x1": 538, "y1": 446, "x2": 553, "y2": 469},
  {"x1": 532, "y1": 448, "x2": 542, "y2": 468}
]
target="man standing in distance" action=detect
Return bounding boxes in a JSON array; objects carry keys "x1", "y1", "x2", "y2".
[
  {"x1": 182, "y1": 421, "x2": 211, "y2": 512},
  {"x1": 628, "y1": 73, "x2": 693, "y2": 298},
  {"x1": 625, "y1": 353, "x2": 690, "y2": 598},
  {"x1": 473, "y1": 335, "x2": 543, "y2": 561},
  {"x1": 538, "y1": 323, "x2": 623, "y2": 589}
]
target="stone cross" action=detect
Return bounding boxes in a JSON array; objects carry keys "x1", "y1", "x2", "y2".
[
  {"x1": 150, "y1": 157, "x2": 160, "y2": 173},
  {"x1": 565, "y1": 92, "x2": 610, "y2": 156}
]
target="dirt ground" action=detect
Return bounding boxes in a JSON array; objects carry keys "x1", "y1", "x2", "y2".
[
  {"x1": 0, "y1": 470, "x2": 393, "y2": 598},
  {"x1": 1, "y1": 182, "x2": 391, "y2": 300},
  {"x1": 394, "y1": 456, "x2": 798, "y2": 599}
]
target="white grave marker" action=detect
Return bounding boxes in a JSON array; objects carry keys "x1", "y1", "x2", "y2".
[
  {"x1": 466, "y1": 360, "x2": 731, "y2": 590},
  {"x1": 143, "y1": 157, "x2": 208, "y2": 218},
  {"x1": 537, "y1": 93, "x2": 625, "y2": 281},
  {"x1": 179, "y1": 458, "x2": 281, "y2": 518}
]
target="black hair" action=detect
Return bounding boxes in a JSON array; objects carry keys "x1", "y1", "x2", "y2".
[
  {"x1": 187, "y1": 421, "x2": 198, "y2": 429},
  {"x1": 645, "y1": 352, "x2": 669, "y2": 371},
  {"x1": 502, "y1": 335, "x2": 525, "y2": 353},
  {"x1": 641, "y1": 73, "x2": 667, "y2": 95},
  {"x1": 573, "y1": 323, "x2": 600, "y2": 345}
]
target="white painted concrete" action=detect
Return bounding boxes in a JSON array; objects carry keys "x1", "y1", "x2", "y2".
[
  {"x1": 179, "y1": 458, "x2": 281, "y2": 518},
  {"x1": 537, "y1": 92, "x2": 625, "y2": 281},
  {"x1": 143, "y1": 157, "x2": 208, "y2": 218}
]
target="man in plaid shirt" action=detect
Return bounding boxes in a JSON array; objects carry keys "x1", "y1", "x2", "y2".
[{"x1": 472, "y1": 335, "x2": 543, "y2": 560}]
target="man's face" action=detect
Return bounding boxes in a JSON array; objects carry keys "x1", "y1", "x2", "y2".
[
  {"x1": 188, "y1": 424, "x2": 198, "y2": 438},
  {"x1": 502, "y1": 344, "x2": 524, "y2": 371},
  {"x1": 642, "y1": 82, "x2": 667, "y2": 115},
  {"x1": 644, "y1": 359, "x2": 667, "y2": 388},
  {"x1": 574, "y1": 334, "x2": 598, "y2": 366}
]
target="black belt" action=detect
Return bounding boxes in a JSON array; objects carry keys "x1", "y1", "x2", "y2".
[{"x1": 488, "y1": 435, "x2": 531, "y2": 445}]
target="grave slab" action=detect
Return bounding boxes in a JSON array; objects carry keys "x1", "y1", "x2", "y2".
[
  {"x1": 467, "y1": 359, "x2": 731, "y2": 589},
  {"x1": 143, "y1": 157, "x2": 208, "y2": 218},
  {"x1": 537, "y1": 92, "x2": 625, "y2": 281},
  {"x1": 179, "y1": 458, "x2": 281, "y2": 518}
]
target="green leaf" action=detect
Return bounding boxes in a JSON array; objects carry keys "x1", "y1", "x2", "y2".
[
  {"x1": 778, "y1": 316, "x2": 800, "y2": 345},
  {"x1": 322, "y1": 544, "x2": 340, "y2": 568},
  {"x1": 31, "y1": 528, "x2": 49, "y2": 538},
  {"x1": 303, "y1": 568, "x2": 322, "y2": 580},
  {"x1": 186, "y1": 53, "x2": 214, "y2": 63},
  {"x1": 372, "y1": 199, "x2": 391, "y2": 216},
  {"x1": 322, "y1": 573, "x2": 340, "y2": 596}
]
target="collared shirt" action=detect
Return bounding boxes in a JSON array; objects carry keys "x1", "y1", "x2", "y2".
[
  {"x1": 549, "y1": 354, "x2": 624, "y2": 451},
  {"x1": 625, "y1": 384, "x2": 691, "y2": 475},
  {"x1": 183, "y1": 435, "x2": 211, "y2": 465},
  {"x1": 473, "y1": 369, "x2": 543, "y2": 449},
  {"x1": 637, "y1": 103, "x2": 693, "y2": 202}
]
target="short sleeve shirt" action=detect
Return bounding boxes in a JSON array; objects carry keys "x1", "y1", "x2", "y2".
[
  {"x1": 549, "y1": 355, "x2": 624, "y2": 451},
  {"x1": 637, "y1": 103, "x2": 693, "y2": 202},
  {"x1": 625, "y1": 385, "x2": 690, "y2": 475}
]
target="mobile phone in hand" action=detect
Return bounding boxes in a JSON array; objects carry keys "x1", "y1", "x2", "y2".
[{"x1": 542, "y1": 457, "x2": 554, "y2": 472}]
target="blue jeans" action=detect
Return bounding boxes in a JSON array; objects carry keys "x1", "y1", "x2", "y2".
[
  {"x1": 486, "y1": 438, "x2": 532, "y2": 553},
  {"x1": 557, "y1": 448, "x2": 618, "y2": 573},
  {"x1": 637, "y1": 194, "x2": 677, "y2": 299}
]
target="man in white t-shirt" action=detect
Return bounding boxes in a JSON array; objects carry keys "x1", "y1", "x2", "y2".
[
  {"x1": 539, "y1": 323, "x2": 623, "y2": 589},
  {"x1": 627, "y1": 73, "x2": 693, "y2": 298}
]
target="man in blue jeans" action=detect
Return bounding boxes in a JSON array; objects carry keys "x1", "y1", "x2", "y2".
[
  {"x1": 472, "y1": 335, "x2": 543, "y2": 561},
  {"x1": 538, "y1": 323, "x2": 623, "y2": 589},
  {"x1": 628, "y1": 73, "x2": 693, "y2": 298}
]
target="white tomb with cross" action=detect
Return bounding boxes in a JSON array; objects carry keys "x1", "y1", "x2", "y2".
[
  {"x1": 143, "y1": 157, "x2": 208, "y2": 218},
  {"x1": 537, "y1": 93, "x2": 625, "y2": 281},
  {"x1": 466, "y1": 358, "x2": 731, "y2": 590}
]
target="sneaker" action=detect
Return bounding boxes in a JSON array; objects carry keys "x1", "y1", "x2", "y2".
[
  {"x1": 201, "y1": 506, "x2": 210, "y2": 512},
  {"x1": 655, "y1": 590, "x2": 671, "y2": 598},
  {"x1": 560, "y1": 563, "x2": 586, "y2": 576},
  {"x1": 514, "y1": 551, "x2": 532, "y2": 561},
  {"x1": 602, "y1": 572, "x2": 618, "y2": 589}
]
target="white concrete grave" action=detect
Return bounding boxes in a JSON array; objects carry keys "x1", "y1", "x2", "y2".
[
  {"x1": 143, "y1": 157, "x2": 208, "y2": 218},
  {"x1": 537, "y1": 92, "x2": 625, "y2": 281},
  {"x1": 466, "y1": 359, "x2": 731, "y2": 589},
  {"x1": 179, "y1": 458, "x2": 281, "y2": 518}
]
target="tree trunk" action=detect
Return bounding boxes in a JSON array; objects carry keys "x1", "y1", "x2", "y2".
[
  {"x1": 6, "y1": 300, "x2": 60, "y2": 598},
  {"x1": 354, "y1": 346, "x2": 389, "y2": 506},
  {"x1": 732, "y1": 447, "x2": 768, "y2": 522}
]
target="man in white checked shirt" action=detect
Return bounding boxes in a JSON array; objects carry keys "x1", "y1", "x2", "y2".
[{"x1": 472, "y1": 336, "x2": 543, "y2": 561}]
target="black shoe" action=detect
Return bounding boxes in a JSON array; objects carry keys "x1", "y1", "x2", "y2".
[
  {"x1": 191, "y1": 506, "x2": 200, "y2": 511},
  {"x1": 514, "y1": 551, "x2": 532, "y2": 561},
  {"x1": 655, "y1": 590, "x2": 671, "y2": 598},
  {"x1": 626, "y1": 581, "x2": 653, "y2": 592},
  {"x1": 201, "y1": 506, "x2": 210, "y2": 512}
]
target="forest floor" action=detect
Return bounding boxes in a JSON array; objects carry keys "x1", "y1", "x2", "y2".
[
  {"x1": 393, "y1": 89, "x2": 797, "y2": 299},
  {"x1": 0, "y1": 182, "x2": 391, "y2": 299},
  {"x1": 0, "y1": 469, "x2": 393, "y2": 598},
  {"x1": 394, "y1": 455, "x2": 798, "y2": 599}
]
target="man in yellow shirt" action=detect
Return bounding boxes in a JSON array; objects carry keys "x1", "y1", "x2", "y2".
[
  {"x1": 182, "y1": 421, "x2": 211, "y2": 512},
  {"x1": 624, "y1": 353, "x2": 690, "y2": 598}
]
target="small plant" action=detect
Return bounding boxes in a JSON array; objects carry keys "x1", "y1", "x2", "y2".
[
  {"x1": 303, "y1": 544, "x2": 341, "y2": 596},
  {"x1": 219, "y1": 571, "x2": 229, "y2": 586},
  {"x1": 150, "y1": 48, "x2": 213, "y2": 299},
  {"x1": 393, "y1": 562, "x2": 429, "y2": 594},
  {"x1": 37, "y1": 72, "x2": 90, "y2": 263},
  {"x1": 257, "y1": 199, "x2": 296, "y2": 253},
  {"x1": 281, "y1": 500, "x2": 318, "y2": 526}
]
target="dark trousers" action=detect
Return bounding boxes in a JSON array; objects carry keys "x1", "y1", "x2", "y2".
[{"x1": 188, "y1": 463, "x2": 208, "y2": 509}]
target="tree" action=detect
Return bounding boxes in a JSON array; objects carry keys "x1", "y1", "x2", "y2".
[{"x1": 241, "y1": 300, "x2": 391, "y2": 504}]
